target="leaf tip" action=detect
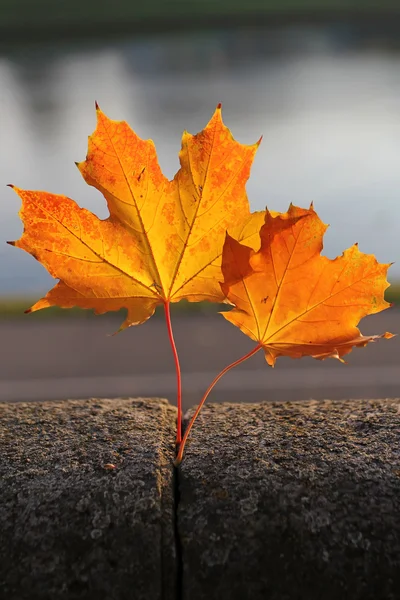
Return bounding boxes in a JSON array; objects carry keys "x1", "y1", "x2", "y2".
[
  {"x1": 383, "y1": 331, "x2": 396, "y2": 339},
  {"x1": 6, "y1": 240, "x2": 15, "y2": 246},
  {"x1": 223, "y1": 230, "x2": 237, "y2": 251},
  {"x1": 256, "y1": 135, "x2": 263, "y2": 147},
  {"x1": 95, "y1": 100, "x2": 100, "y2": 110},
  {"x1": 6, "y1": 183, "x2": 15, "y2": 189},
  {"x1": 216, "y1": 102, "x2": 222, "y2": 110},
  {"x1": 24, "y1": 308, "x2": 32, "y2": 314},
  {"x1": 111, "y1": 321, "x2": 128, "y2": 336}
]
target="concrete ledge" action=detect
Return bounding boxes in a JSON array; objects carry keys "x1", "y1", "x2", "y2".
[
  {"x1": 0, "y1": 398, "x2": 177, "y2": 600},
  {"x1": 2, "y1": 397, "x2": 400, "y2": 599},
  {"x1": 179, "y1": 399, "x2": 400, "y2": 600}
]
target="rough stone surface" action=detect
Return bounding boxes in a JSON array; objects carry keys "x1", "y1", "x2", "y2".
[
  {"x1": 178, "y1": 399, "x2": 400, "y2": 600},
  {"x1": 0, "y1": 398, "x2": 177, "y2": 600}
]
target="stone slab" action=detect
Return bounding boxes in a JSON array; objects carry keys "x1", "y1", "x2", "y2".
[
  {"x1": 0, "y1": 398, "x2": 177, "y2": 600},
  {"x1": 178, "y1": 399, "x2": 400, "y2": 600}
]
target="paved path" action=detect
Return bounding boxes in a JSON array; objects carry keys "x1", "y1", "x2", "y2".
[{"x1": 1, "y1": 309, "x2": 398, "y2": 409}]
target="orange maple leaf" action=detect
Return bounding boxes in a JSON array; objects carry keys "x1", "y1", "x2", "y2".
[
  {"x1": 220, "y1": 204, "x2": 394, "y2": 366},
  {"x1": 9, "y1": 104, "x2": 264, "y2": 329}
]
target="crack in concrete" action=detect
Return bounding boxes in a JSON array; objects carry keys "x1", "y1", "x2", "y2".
[{"x1": 173, "y1": 464, "x2": 183, "y2": 600}]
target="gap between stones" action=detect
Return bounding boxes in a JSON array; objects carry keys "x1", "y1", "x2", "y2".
[{"x1": 173, "y1": 463, "x2": 183, "y2": 600}]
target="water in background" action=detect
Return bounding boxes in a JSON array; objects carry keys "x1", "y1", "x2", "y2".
[{"x1": 1, "y1": 25, "x2": 400, "y2": 294}]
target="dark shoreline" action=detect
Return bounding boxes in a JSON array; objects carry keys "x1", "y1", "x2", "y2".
[{"x1": 2, "y1": 5, "x2": 400, "y2": 51}]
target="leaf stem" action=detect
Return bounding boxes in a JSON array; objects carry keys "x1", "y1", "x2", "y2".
[
  {"x1": 175, "y1": 343, "x2": 262, "y2": 465},
  {"x1": 163, "y1": 301, "x2": 182, "y2": 444}
]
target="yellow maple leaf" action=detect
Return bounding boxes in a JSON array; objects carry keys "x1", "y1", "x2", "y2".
[
  {"x1": 221, "y1": 204, "x2": 394, "y2": 366},
  {"x1": 9, "y1": 104, "x2": 264, "y2": 329}
]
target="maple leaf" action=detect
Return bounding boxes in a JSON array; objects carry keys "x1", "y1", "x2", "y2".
[
  {"x1": 8, "y1": 104, "x2": 264, "y2": 329},
  {"x1": 220, "y1": 204, "x2": 394, "y2": 366}
]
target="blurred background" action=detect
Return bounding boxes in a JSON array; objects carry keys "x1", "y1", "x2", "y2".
[{"x1": 0, "y1": 0, "x2": 399, "y2": 408}]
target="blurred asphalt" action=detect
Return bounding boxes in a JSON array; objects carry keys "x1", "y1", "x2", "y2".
[{"x1": 0, "y1": 310, "x2": 398, "y2": 410}]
